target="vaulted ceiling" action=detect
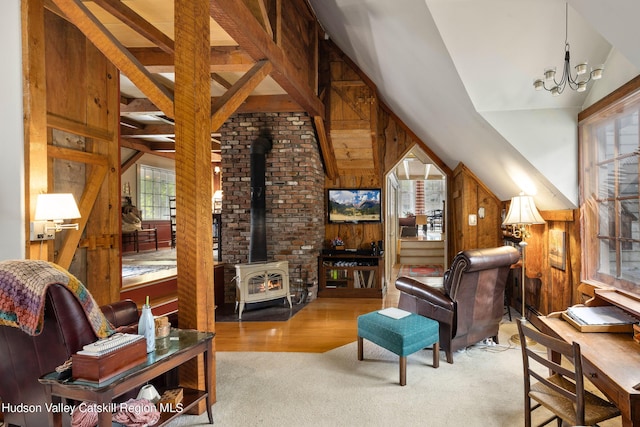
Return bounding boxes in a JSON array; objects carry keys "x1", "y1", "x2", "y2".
[
  {"x1": 308, "y1": 0, "x2": 640, "y2": 210},
  {"x1": 55, "y1": 0, "x2": 640, "y2": 210}
]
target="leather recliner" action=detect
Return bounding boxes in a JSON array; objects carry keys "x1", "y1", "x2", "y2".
[
  {"x1": 396, "y1": 246, "x2": 520, "y2": 364},
  {"x1": 0, "y1": 284, "x2": 139, "y2": 427}
]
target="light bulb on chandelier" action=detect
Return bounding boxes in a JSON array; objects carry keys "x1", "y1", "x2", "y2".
[{"x1": 533, "y1": 3, "x2": 603, "y2": 96}]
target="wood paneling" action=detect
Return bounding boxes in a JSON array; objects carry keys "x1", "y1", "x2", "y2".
[
  {"x1": 322, "y1": 43, "x2": 383, "y2": 249},
  {"x1": 36, "y1": 10, "x2": 120, "y2": 303},
  {"x1": 451, "y1": 164, "x2": 503, "y2": 258},
  {"x1": 525, "y1": 209, "x2": 580, "y2": 315},
  {"x1": 328, "y1": 78, "x2": 377, "y2": 174}
]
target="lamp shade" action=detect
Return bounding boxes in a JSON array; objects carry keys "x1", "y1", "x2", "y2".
[
  {"x1": 34, "y1": 193, "x2": 81, "y2": 221},
  {"x1": 502, "y1": 193, "x2": 545, "y2": 226}
]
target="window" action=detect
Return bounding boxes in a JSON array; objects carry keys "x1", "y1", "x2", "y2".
[
  {"x1": 579, "y1": 88, "x2": 640, "y2": 295},
  {"x1": 399, "y1": 179, "x2": 445, "y2": 216},
  {"x1": 138, "y1": 165, "x2": 175, "y2": 220}
]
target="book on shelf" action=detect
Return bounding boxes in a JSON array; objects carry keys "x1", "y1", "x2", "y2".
[{"x1": 367, "y1": 271, "x2": 375, "y2": 288}]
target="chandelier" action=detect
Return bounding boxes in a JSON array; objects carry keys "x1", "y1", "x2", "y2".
[{"x1": 533, "y1": 3, "x2": 603, "y2": 96}]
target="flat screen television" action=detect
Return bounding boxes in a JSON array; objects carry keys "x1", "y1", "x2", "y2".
[{"x1": 327, "y1": 188, "x2": 382, "y2": 224}]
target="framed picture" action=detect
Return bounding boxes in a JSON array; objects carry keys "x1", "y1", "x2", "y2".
[{"x1": 549, "y1": 229, "x2": 566, "y2": 270}]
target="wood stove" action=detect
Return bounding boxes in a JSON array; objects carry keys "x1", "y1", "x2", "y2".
[{"x1": 234, "y1": 260, "x2": 291, "y2": 319}]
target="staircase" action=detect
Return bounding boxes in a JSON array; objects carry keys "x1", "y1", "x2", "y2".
[{"x1": 398, "y1": 239, "x2": 445, "y2": 266}]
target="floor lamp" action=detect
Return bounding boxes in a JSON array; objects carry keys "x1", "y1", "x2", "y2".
[{"x1": 502, "y1": 192, "x2": 545, "y2": 344}]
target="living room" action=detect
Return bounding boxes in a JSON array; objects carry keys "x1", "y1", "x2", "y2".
[{"x1": 2, "y1": 1, "x2": 640, "y2": 426}]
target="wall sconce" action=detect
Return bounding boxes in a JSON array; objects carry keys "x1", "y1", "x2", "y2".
[
  {"x1": 478, "y1": 207, "x2": 485, "y2": 219},
  {"x1": 214, "y1": 166, "x2": 221, "y2": 174},
  {"x1": 30, "y1": 193, "x2": 81, "y2": 241}
]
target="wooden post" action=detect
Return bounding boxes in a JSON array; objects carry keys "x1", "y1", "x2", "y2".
[
  {"x1": 174, "y1": 0, "x2": 216, "y2": 408},
  {"x1": 22, "y1": 0, "x2": 49, "y2": 260}
]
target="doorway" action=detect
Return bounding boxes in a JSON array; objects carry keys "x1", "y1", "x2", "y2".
[{"x1": 385, "y1": 146, "x2": 447, "y2": 286}]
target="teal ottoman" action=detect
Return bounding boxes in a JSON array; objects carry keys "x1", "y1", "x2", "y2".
[{"x1": 357, "y1": 309, "x2": 439, "y2": 386}]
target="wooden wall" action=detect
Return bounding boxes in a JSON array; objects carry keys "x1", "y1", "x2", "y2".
[
  {"x1": 526, "y1": 210, "x2": 580, "y2": 315},
  {"x1": 36, "y1": 11, "x2": 121, "y2": 305},
  {"x1": 322, "y1": 43, "x2": 383, "y2": 250},
  {"x1": 451, "y1": 164, "x2": 503, "y2": 259},
  {"x1": 320, "y1": 41, "x2": 452, "y2": 251}
]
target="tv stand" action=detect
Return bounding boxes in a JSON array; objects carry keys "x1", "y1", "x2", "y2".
[{"x1": 318, "y1": 252, "x2": 385, "y2": 298}]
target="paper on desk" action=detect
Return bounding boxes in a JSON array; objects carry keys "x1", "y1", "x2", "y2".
[
  {"x1": 378, "y1": 307, "x2": 411, "y2": 320},
  {"x1": 565, "y1": 305, "x2": 637, "y2": 326}
]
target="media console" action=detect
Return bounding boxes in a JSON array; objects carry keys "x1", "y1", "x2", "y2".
[{"x1": 318, "y1": 251, "x2": 385, "y2": 298}]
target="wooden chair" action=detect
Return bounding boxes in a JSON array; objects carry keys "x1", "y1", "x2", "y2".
[{"x1": 516, "y1": 319, "x2": 620, "y2": 427}]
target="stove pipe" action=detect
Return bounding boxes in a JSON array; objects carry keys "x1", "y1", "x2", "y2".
[{"x1": 249, "y1": 135, "x2": 272, "y2": 263}]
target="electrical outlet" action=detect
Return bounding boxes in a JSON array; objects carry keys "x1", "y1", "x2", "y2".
[{"x1": 30, "y1": 221, "x2": 55, "y2": 241}]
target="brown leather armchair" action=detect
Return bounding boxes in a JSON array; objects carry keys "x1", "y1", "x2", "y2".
[
  {"x1": 396, "y1": 246, "x2": 520, "y2": 364},
  {"x1": 0, "y1": 284, "x2": 139, "y2": 426}
]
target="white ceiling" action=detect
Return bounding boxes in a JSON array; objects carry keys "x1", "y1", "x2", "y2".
[{"x1": 307, "y1": 0, "x2": 640, "y2": 210}]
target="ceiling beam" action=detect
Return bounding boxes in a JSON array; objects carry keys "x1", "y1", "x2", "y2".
[
  {"x1": 89, "y1": 0, "x2": 175, "y2": 54},
  {"x1": 121, "y1": 151, "x2": 144, "y2": 173},
  {"x1": 121, "y1": 123, "x2": 177, "y2": 137},
  {"x1": 148, "y1": 141, "x2": 221, "y2": 152},
  {"x1": 313, "y1": 116, "x2": 338, "y2": 180},
  {"x1": 120, "y1": 116, "x2": 144, "y2": 129},
  {"x1": 121, "y1": 94, "x2": 303, "y2": 115},
  {"x1": 128, "y1": 46, "x2": 255, "y2": 73},
  {"x1": 120, "y1": 139, "x2": 176, "y2": 160},
  {"x1": 210, "y1": 0, "x2": 324, "y2": 118},
  {"x1": 210, "y1": 73, "x2": 232, "y2": 90},
  {"x1": 211, "y1": 59, "x2": 273, "y2": 131},
  {"x1": 50, "y1": 0, "x2": 174, "y2": 117}
]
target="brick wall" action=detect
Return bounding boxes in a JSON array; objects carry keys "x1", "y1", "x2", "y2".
[{"x1": 220, "y1": 112, "x2": 325, "y2": 303}]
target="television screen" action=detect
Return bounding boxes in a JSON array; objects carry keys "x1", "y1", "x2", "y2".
[{"x1": 327, "y1": 188, "x2": 382, "y2": 223}]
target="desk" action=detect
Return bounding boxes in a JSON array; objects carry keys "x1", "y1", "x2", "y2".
[
  {"x1": 539, "y1": 315, "x2": 640, "y2": 426},
  {"x1": 39, "y1": 329, "x2": 214, "y2": 427}
]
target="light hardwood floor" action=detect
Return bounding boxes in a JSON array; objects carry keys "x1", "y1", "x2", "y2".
[
  {"x1": 122, "y1": 250, "x2": 404, "y2": 353},
  {"x1": 215, "y1": 268, "x2": 401, "y2": 353}
]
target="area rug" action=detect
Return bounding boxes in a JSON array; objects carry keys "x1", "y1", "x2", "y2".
[
  {"x1": 121, "y1": 263, "x2": 177, "y2": 279},
  {"x1": 166, "y1": 319, "x2": 621, "y2": 427},
  {"x1": 215, "y1": 297, "x2": 308, "y2": 322},
  {"x1": 398, "y1": 264, "x2": 444, "y2": 278}
]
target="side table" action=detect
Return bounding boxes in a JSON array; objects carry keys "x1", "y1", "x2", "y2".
[{"x1": 39, "y1": 329, "x2": 214, "y2": 427}]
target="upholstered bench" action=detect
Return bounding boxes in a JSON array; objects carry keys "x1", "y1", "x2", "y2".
[{"x1": 357, "y1": 309, "x2": 439, "y2": 386}]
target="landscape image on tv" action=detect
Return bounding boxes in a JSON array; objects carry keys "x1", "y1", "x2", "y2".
[{"x1": 328, "y1": 189, "x2": 381, "y2": 223}]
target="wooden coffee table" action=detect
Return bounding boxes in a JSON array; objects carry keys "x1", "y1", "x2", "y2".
[{"x1": 39, "y1": 328, "x2": 214, "y2": 427}]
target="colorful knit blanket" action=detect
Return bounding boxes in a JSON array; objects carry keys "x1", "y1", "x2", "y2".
[{"x1": 0, "y1": 260, "x2": 113, "y2": 337}]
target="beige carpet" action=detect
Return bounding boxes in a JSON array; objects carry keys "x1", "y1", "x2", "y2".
[{"x1": 167, "y1": 319, "x2": 622, "y2": 427}]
